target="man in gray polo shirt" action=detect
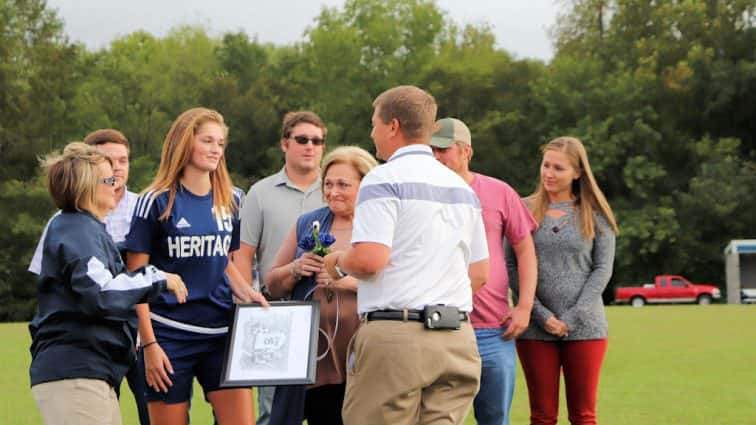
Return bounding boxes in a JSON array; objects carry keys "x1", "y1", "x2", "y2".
[{"x1": 233, "y1": 111, "x2": 326, "y2": 425}]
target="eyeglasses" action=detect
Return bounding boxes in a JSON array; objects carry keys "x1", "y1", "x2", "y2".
[
  {"x1": 100, "y1": 176, "x2": 117, "y2": 186},
  {"x1": 290, "y1": 135, "x2": 325, "y2": 146}
]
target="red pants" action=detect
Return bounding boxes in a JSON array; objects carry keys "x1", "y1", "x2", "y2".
[{"x1": 516, "y1": 338, "x2": 608, "y2": 425}]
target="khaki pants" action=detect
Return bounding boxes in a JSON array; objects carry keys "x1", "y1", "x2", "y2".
[
  {"x1": 32, "y1": 378, "x2": 121, "y2": 425},
  {"x1": 342, "y1": 320, "x2": 480, "y2": 425}
]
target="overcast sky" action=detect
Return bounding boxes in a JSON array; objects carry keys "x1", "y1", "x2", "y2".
[{"x1": 47, "y1": 0, "x2": 560, "y2": 61}]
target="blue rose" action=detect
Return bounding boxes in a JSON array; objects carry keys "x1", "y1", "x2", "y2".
[
  {"x1": 319, "y1": 233, "x2": 335, "y2": 248},
  {"x1": 298, "y1": 234, "x2": 316, "y2": 251}
]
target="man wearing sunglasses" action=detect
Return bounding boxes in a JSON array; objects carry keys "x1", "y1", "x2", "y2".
[
  {"x1": 28, "y1": 129, "x2": 150, "y2": 424},
  {"x1": 234, "y1": 111, "x2": 327, "y2": 425}
]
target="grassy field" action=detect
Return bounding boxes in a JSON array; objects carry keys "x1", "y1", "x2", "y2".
[{"x1": 2, "y1": 305, "x2": 754, "y2": 424}]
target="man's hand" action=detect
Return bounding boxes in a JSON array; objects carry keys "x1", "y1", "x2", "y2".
[
  {"x1": 500, "y1": 304, "x2": 532, "y2": 340},
  {"x1": 323, "y1": 251, "x2": 343, "y2": 281}
]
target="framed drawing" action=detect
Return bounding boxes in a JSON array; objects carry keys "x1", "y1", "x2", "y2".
[{"x1": 220, "y1": 300, "x2": 320, "y2": 387}]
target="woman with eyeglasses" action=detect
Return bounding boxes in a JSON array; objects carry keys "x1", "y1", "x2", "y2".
[
  {"x1": 125, "y1": 107, "x2": 268, "y2": 425},
  {"x1": 266, "y1": 146, "x2": 378, "y2": 425},
  {"x1": 29, "y1": 142, "x2": 187, "y2": 425},
  {"x1": 508, "y1": 137, "x2": 617, "y2": 425}
]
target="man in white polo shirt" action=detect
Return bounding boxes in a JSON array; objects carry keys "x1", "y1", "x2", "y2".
[{"x1": 324, "y1": 85, "x2": 489, "y2": 425}]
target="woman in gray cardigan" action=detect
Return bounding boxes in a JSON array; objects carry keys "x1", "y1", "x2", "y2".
[{"x1": 508, "y1": 136, "x2": 618, "y2": 425}]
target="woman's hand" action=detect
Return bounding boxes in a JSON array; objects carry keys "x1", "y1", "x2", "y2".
[
  {"x1": 545, "y1": 316, "x2": 569, "y2": 337},
  {"x1": 316, "y1": 274, "x2": 358, "y2": 293},
  {"x1": 230, "y1": 279, "x2": 270, "y2": 308},
  {"x1": 293, "y1": 252, "x2": 324, "y2": 278},
  {"x1": 314, "y1": 269, "x2": 332, "y2": 287},
  {"x1": 142, "y1": 342, "x2": 173, "y2": 393},
  {"x1": 164, "y1": 272, "x2": 188, "y2": 303},
  {"x1": 246, "y1": 287, "x2": 270, "y2": 308}
]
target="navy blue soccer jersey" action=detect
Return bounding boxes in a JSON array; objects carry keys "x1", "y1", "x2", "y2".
[{"x1": 125, "y1": 186, "x2": 244, "y2": 340}]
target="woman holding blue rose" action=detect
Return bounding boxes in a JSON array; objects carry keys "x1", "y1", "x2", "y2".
[{"x1": 266, "y1": 146, "x2": 378, "y2": 425}]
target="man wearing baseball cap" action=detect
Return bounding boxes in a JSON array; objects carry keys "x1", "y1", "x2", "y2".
[{"x1": 431, "y1": 117, "x2": 538, "y2": 425}]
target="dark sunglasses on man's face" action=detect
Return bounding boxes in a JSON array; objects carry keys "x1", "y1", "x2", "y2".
[
  {"x1": 100, "y1": 176, "x2": 117, "y2": 186},
  {"x1": 291, "y1": 135, "x2": 325, "y2": 146}
]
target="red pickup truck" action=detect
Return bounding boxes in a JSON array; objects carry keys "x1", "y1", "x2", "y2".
[{"x1": 615, "y1": 275, "x2": 721, "y2": 307}]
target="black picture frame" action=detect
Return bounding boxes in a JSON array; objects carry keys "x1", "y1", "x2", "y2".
[{"x1": 220, "y1": 300, "x2": 320, "y2": 387}]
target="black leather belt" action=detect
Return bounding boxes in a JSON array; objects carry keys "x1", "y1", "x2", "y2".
[{"x1": 363, "y1": 309, "x2": 468, "y2": 322}]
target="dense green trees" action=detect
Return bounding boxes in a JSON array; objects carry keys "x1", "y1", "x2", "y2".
[
  {"x1": 0, "y1": 0, "x2": 753, "y2": 319},
  {"x1": 545, "y1": 0, "x2": 756, "y2": 289}
]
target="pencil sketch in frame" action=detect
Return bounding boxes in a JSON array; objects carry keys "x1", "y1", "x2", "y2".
[{"x1": 221, "y1": 301, "x2": 320, "y2": 387}]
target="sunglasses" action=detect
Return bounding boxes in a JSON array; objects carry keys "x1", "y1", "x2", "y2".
[
  {"x1": 290, "y1": 135, "x2": 325, "y2": 146},
  {"x1": 100, "y1": 176, "x2": 117, "y2": 186}
]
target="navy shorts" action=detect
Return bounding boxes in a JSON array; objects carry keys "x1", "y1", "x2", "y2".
[{"x1": 142, "y1": 335, "x2": 236, "y2": 403}]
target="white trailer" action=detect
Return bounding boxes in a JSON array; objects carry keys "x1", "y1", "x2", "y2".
[{"x1": 724, "y1": 240, "x2": 756, "y2": 304}]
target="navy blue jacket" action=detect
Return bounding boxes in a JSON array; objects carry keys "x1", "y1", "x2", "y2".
[{"x1": 29, "y1": 211, "x2": 167, "y2": 388}]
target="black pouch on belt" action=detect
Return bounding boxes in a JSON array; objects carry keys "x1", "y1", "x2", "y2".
[{"x1": 423, "y1": 305, "x2": 461, "y2": 330}]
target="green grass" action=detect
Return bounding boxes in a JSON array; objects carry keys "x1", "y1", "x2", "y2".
[{"x1": 4, "y1": 306, "x2": 755, "y2": 424}]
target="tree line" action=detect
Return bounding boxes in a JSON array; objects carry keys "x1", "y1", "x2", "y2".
[{"x1": 1, "y1": 0, "x2": 754, "y2": 320}]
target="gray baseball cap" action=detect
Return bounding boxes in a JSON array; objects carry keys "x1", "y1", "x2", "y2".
[{"x1": 430, "y1": 118, "x2": 471, "y2": 148}]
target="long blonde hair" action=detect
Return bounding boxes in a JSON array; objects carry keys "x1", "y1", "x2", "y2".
[
  {"x1": 528, "y1": 136, "x2": 618, "y2": 239},
  {"x1": 146, "y1": 107, "x2": 236, "y2": 220}
]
